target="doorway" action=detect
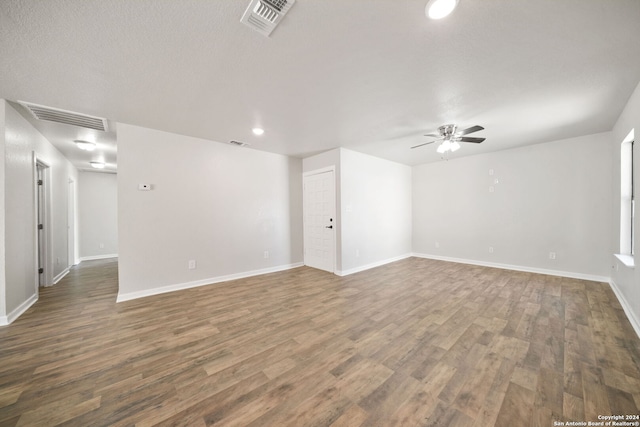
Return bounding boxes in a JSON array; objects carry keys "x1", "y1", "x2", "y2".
[
  {"x1": 35, "y1": 159, "x2": 51, "y2": 288},
  {"x1": 68, "y1": 178, "x2": 76, "y2": 268},
  {"x1": 303, "y1": 168, "x2": 336, "y2": 273}
]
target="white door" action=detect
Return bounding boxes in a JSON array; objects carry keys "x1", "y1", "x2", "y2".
[
  {"x1": 36, "y1": 162, "x2": 46, "y2": 287},
  {"x1": 68, "y1": 178, "x2": 76, "y2": 268},
  {"x1": 303, "y1": 170, "x2": 336, "y2": 273}
]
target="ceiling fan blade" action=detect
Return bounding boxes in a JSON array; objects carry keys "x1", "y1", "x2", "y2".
[
  {"x1": 458, "y1": 136, "x2": 485, "y2": 143},
  {"x1": 423, "y1": 133, "x2": 440, "y2": 138},
  {"x1": 411, "y1": 141, "x2": 437, "y2": 149},
  {"x1": 456, "y1": 125, "x2": 484, "y2": 136}
]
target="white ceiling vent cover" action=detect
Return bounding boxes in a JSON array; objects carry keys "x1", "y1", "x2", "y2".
[
  {"x1": 18, "y1": 101, "x2": 109, "y2": 132},
  {"x1": 240, "y1": 0, "x2": 295, "y2": 37}
]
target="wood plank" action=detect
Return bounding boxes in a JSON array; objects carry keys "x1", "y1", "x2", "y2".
[{"x1": 494, "y1": 382, "x2": 535, "y2": 427}]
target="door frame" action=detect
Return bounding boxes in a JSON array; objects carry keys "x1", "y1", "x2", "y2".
[
  {"x1": 34, "y1": 154, "x2": 53, "y2": 288},
  {"x1": 302, "y1": 166, "x2": 337, "y2": 273},
  {"x1": 67, "y1": 177, "x2": 76, "y2": 268}
]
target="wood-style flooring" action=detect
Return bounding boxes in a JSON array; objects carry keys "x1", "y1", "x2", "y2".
[{"x1": 0, "y1": 257, "x2": 639, "y2": 426}]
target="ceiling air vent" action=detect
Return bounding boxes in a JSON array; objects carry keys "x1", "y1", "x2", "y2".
[
  {"x1": 240, "y1": 0, "x2": 295, "y2": 37},
  {"x1": 229, "y1": 140, "x2": 249, "y2": 147},
  {"x1": 18, "y1": 101, "x2": 109, "y2": 132}
]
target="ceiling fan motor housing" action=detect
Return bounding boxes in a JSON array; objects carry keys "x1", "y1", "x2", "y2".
[{"x1": 439, "y1": 124, "x2": 457, "y2": 138}]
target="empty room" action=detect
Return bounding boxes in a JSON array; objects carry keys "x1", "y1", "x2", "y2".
[{"x1": 1, "y1": 1, "x2": 640, "y2": 426}]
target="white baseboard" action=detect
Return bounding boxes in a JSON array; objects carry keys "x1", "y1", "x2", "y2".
[
  {"x1": 116, "y1": 262, "x2": 304, "y2": 303},
  {"x1": 609, "y1": 279, "x2": 640, "y2": 339},
  {"x1": 79, "y1": 254, "x2": 118, "y2": 262},
  {"x1": 335, "y1": 253, "x2": 413, "y2": 277},
  {"x1": 53, "y1": 268, "x2": 70, "y2": 284},
  {"x1": 0, "y1": 293, "x2": 38, "y2": 326},
  {"x1": 411, "y1": 253, "x2": 610, "y2": 283}
]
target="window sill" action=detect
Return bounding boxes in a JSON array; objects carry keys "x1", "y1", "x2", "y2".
[{"x1": 615, "y1": 254, "x2": 635, "y2": 268}]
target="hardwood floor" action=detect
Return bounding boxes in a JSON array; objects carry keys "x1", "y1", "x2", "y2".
[{"x1": 0, "y1": 258, "x2": 639, "y2": 426}]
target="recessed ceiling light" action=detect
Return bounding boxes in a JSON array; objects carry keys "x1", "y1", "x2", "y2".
[
  {"x1": 90, "y1": 161, "x2": 105, "y2": 169},
  {"x1": 252, "y1": 127, "x2": 264, "y2": 136},
  {"x1": 74, "y1": 140, "x2": 96, "y2": 151},
  {"x1": 426, "y1": 0, "x2": 459, "y2": 19}
]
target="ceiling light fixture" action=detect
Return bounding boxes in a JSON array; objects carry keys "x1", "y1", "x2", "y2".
[
  {"x1": 74, "y1": 140, "x2": 96, "y2": 151},
  {"x1": 252, "y1": 127, "x2": 265, "y2": 136},
  {"x1": 90, "y1": 161, "x2": 105, "y2": 169},
  {"x1": 436, "y1": 139, "x2": 461, "y2": 154},
  {"x1": 426, "y1": 0, "x2": 459, "y2": 19}
]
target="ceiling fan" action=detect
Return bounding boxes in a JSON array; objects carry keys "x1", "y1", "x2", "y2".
[{"x1": 411, "y1": 124, "x2": 485, "y2": 154}]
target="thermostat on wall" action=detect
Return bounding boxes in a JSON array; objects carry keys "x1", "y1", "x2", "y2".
[{"x1": 138, "y1": 183, "x2": 152, "y2": 191}]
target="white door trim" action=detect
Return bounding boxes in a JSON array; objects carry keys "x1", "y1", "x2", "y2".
[
  {"x1": 34, "y1": 155, "x2": 53, "y2": 288},
  {"x1": 67, "y1": 177, "x2": 76, "y2": 268}
]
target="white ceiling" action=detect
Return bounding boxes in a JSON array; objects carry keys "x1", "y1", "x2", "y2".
[{"x1": 1, "y1": 0, "x2": 639, "y2": 168}]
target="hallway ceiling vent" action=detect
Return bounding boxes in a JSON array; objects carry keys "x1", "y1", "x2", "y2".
[
  {"x1": 18, "y1": 101, "x2": 109, "y2": 132},
  {"x1": 240, "y1": 0, "x2": 295, "y2": 37}
]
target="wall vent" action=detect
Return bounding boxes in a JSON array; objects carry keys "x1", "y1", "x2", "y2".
[
  {"x1": 18, "y1": 101, "x2": 109, "y2": 132},
  {"x1": 229, "y1": 140, "x2": 249, "y2": 147},
  {"x1": 240, "y1": 0, "x2": 295, "y2": 37}
]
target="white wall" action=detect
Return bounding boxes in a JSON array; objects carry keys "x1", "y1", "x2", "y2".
[
  {"x1": 611, "y1": 81, "x2": 640, "y2": 334},
  {"x1": 339, "y1": 149, "x2": 412, "y2": 274},
  {"x1": 1, "y1": 100, "x2": 78, "y2": 324},
  {"x1": 0, "y1": 100, "x2": 6, "y2": 319},
  {"x1": 117, "y1": 123, "x2": 303, "y2": 301},
  {"x1": 78, "y1": 171, "x2": 118, "y2": 260},
  {"x1": 413, "y1": 133, "x2": 613, "y2": 280}
]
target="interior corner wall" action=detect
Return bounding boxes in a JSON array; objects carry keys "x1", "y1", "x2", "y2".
[
  {"x1": 611, "y1": 81, "x2": 640, "y2": 332},
  {"x1": 78, "y1": 171, "x2": 118, "y2": 260},
  {"x1": 2, "y1": 100, "x2": 78, "y2": 323},
  {"x1": 413, "y1": 132, "x2": 613, "y2": 280},
  {"x1": 0, "y1": 100, "x2": 6, "y2": 320},
  {"x1": 339, "y1": 148, "x2": 412, "y2": 274},
  {"x1": 116, "y1": 123, "x2": 303, "y2": 301},
  {"x1": 302, "y1": 148, "x2": 342, "y2": 271}
]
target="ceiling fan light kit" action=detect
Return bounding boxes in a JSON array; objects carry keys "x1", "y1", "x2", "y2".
[{"x1": 412, "y1": 124, "x2": 485, "y2": 157}]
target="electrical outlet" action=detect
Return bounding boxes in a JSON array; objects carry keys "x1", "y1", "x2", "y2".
[
  {"x1": 188, "y1": 260, "x2": 196, "y2": 270},
  {"x1": 355, "y1": 249, "x2": 360, "y2": 257},
  {"x1": 489, "y1": 247, "x2": 494, "y2": 254},
  {"x1": 99, "y1": 243, "x2": 104, "y2": 249},
  {"x1": 435, "y1": 241, "x2": 440, "y2": 248},
  {"x1": 263, "y1": 251, "x2": 269, "y2": 259},
  {"x1": 489, "y1": 186, "x2": 495, "y2": 193},
  {"x1": 549, "y1": 252, "x2": 556, "y2": 260}
]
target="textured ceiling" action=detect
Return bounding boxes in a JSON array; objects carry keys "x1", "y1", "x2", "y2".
[{"x1": 1, "y1": 0, "x2": 639, "y2": 168}]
